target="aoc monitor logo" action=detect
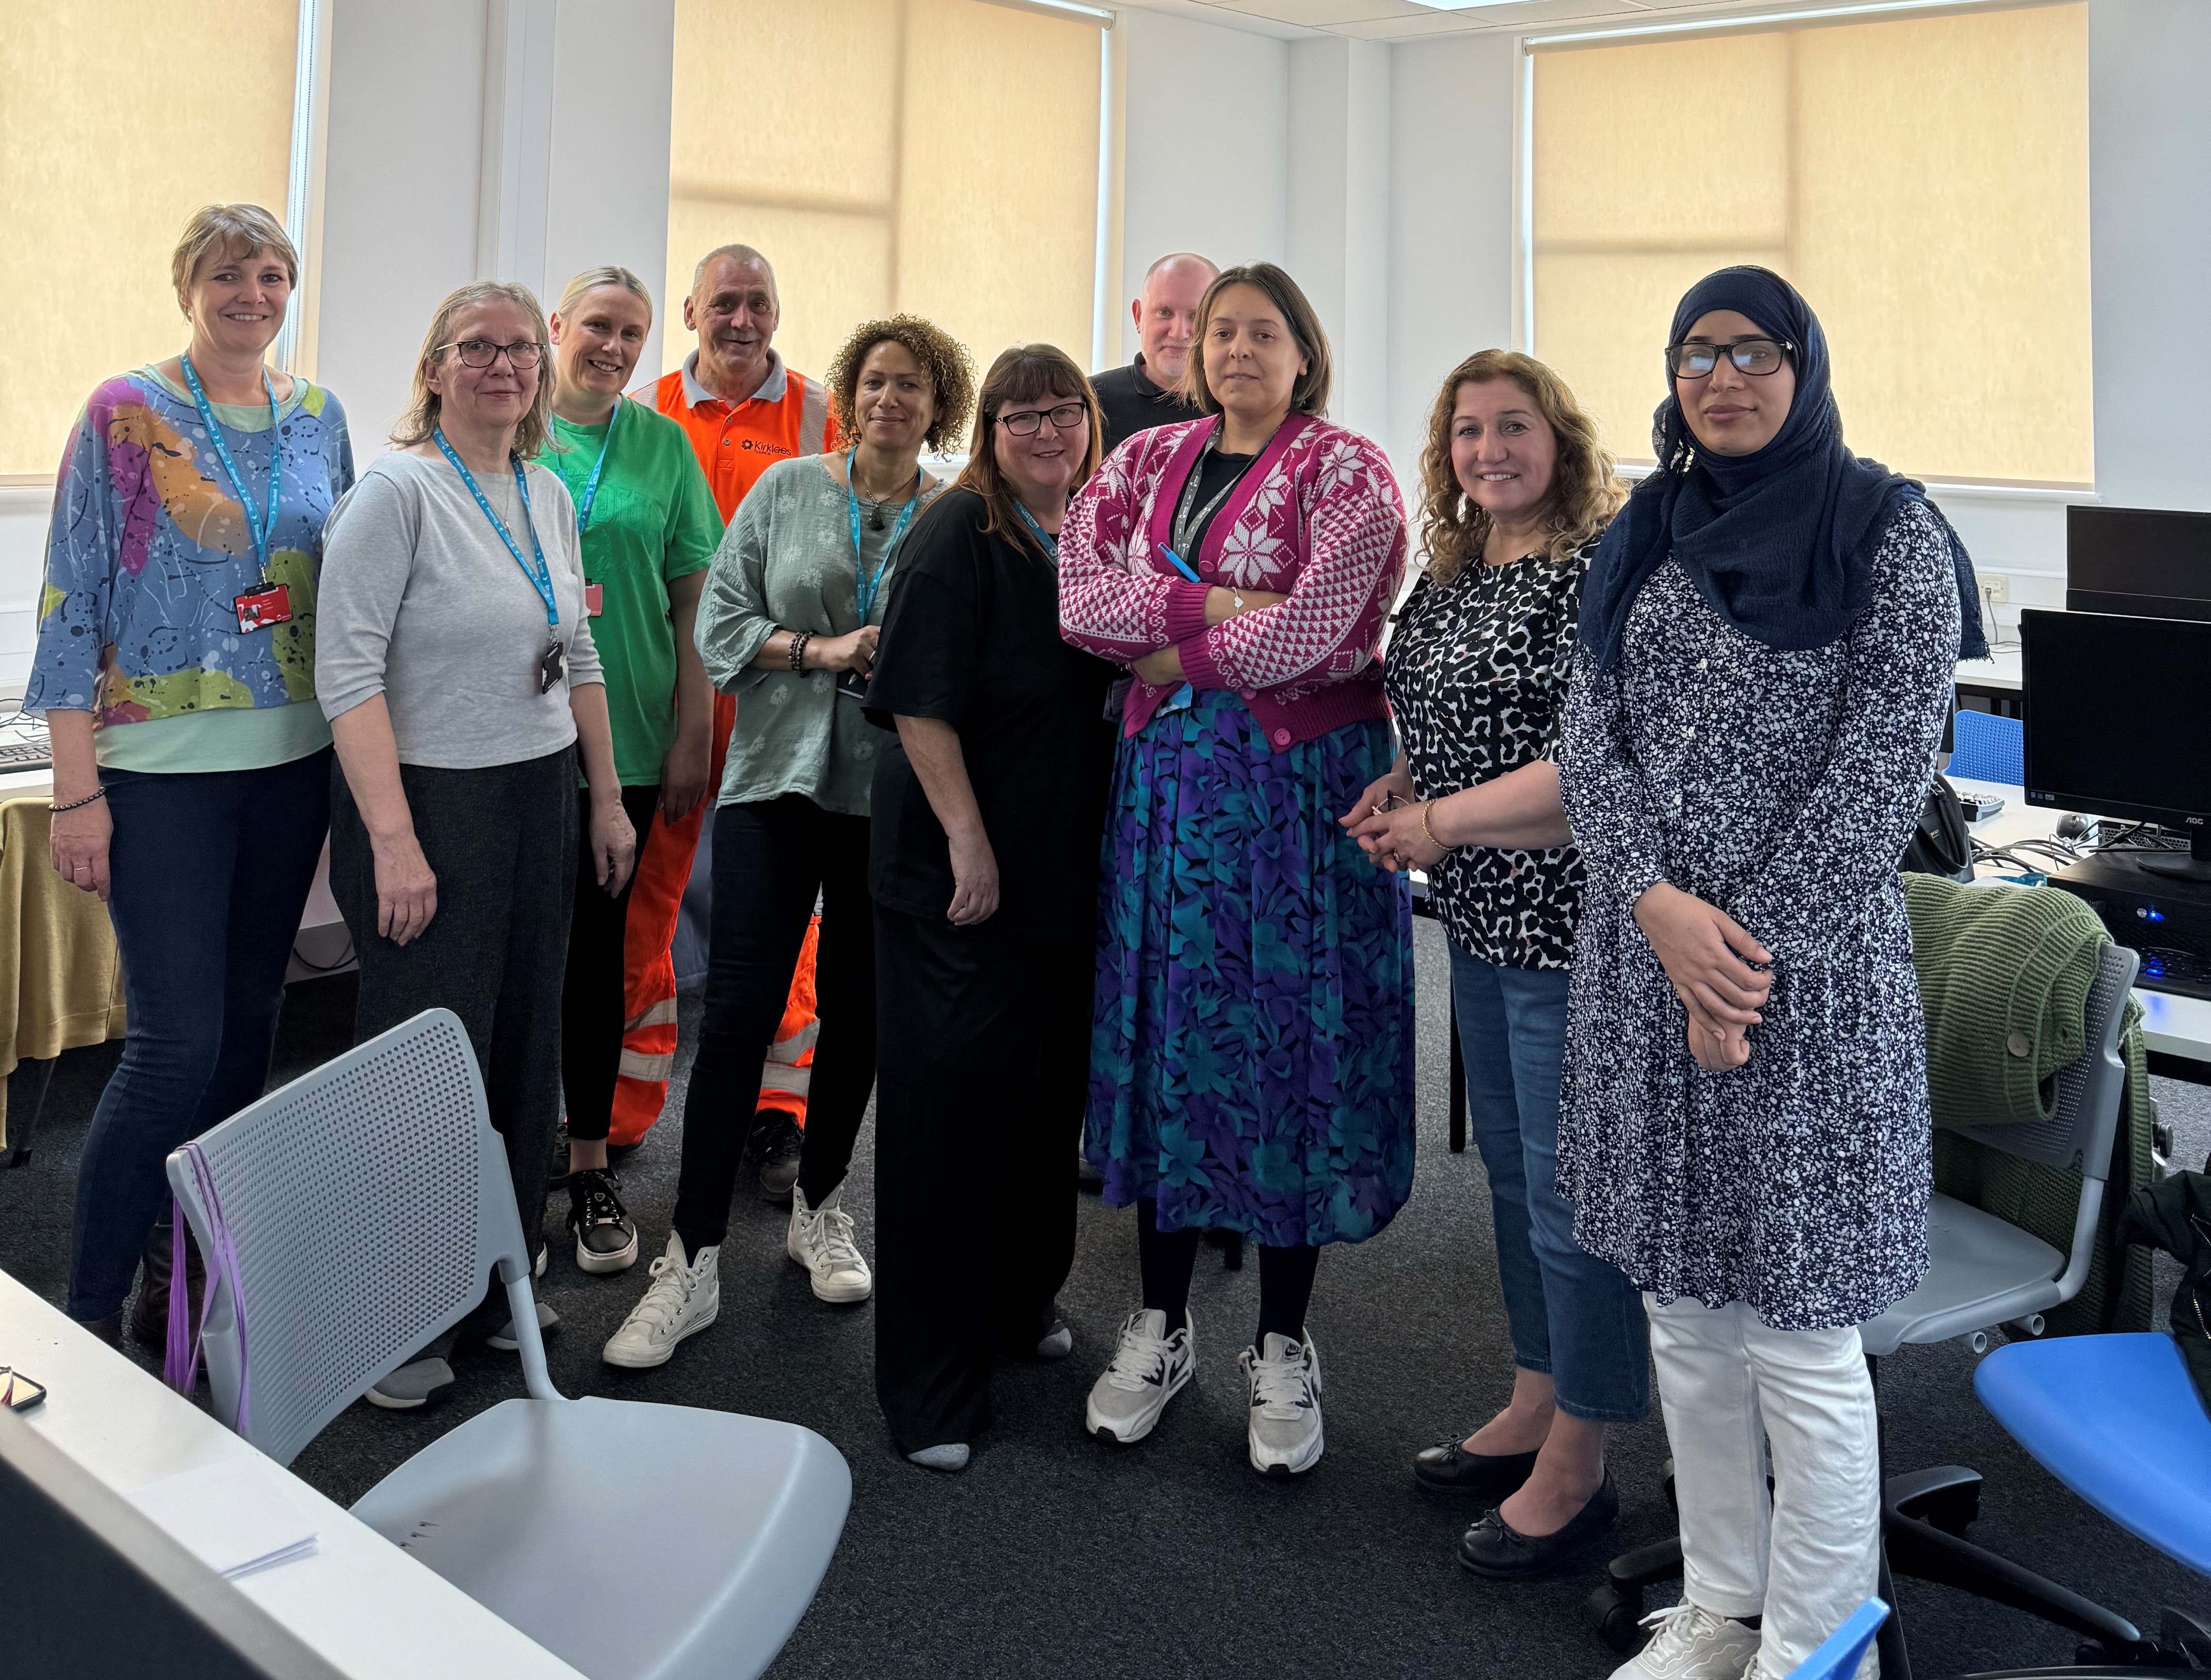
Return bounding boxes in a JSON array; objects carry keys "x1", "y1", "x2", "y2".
[{"x1": 738, "y1": 437, "x2": 795, "y2": 456}]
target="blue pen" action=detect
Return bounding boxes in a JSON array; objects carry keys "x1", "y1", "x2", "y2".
[{"x1": 1154, "y1": 543, "x2": 1200, "y2": 712}]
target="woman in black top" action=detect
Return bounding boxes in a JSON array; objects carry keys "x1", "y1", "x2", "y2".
[
  {"x1": 867, "y1": 344, "x2": 1116, "y2": 1471},
  {"x1": 1346, "y1": 350, "x2": 1640, "y2": 1576}
]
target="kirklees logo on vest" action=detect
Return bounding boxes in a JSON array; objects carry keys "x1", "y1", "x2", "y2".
[{"x1": 739, "y1": 437, "x2": 795, "y2": 454}]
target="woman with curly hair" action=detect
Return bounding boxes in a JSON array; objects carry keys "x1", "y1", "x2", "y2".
[
  {"x1": 1059, "y1": 263, "x2": 1412, "y2": 1479},
  {"x1": 1343, "y1": 350, "x2": 1640, "y2": 1578},
  {"x1": 603, "y1": 314, "x2": 974, "y2": 1369}
]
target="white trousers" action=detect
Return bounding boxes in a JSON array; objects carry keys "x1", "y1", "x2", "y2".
[{"x1": 1646, "y1": 1295, "x2": 1882, "y2": 1679}]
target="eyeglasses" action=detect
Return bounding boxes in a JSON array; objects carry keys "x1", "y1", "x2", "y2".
[
  {"x1": 442, "y1": 338, "x2": 546, "y2": 370},
  {"x1": 1665, "y1": 338, "x2": 1793, "y2": 379},
  {"x1": 995, "y1": 403, "x2": 1088, "y2": 437}
]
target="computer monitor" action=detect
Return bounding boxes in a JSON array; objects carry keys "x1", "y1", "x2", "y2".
[
  {"x1": 2066, "y1": 505, "x2": 2211, "y2": 622},
  {"x1": 0, "y1": 1404, "x2": 345, "y2": 1679},
  {"x1": 2022, "y1": 608, "x2": 2211, "y2": 881}
]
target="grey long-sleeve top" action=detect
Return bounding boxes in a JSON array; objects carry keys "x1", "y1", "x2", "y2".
[
  {"x1": 694, "y1": 454, "x2": 944, "y2": 815},
  {"x1": 316, "y1": 451, "x2": 601, "y2": 770}
]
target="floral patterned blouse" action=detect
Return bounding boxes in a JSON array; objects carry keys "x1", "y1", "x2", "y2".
[{"x1": 1384, "y1": 543, "x2": 1593, "y2": 969}]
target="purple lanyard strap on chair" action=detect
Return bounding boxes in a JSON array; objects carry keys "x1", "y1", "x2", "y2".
[{"x1": 162, "y1": 1143, "x2": 250, "y2": 1434}]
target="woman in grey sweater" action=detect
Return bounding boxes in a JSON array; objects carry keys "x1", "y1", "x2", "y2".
[
  {"x1": 601, "y1": 313, "x2": 973, "y2": 1372},
  {"x1": 315, "y1": 280, "x2": 634, "y2": 1410}
]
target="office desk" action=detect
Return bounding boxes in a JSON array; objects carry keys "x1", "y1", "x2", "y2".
[
  {"x1": 0, "y1": 1267, "x2": 585, "y2": 1678},
  {"x1": 1950, "y1": 775, "x2": 2211, "y2": 1081},
  {"x1": 1955, "y1": 646, "x2": 2023, "y2": 716}
]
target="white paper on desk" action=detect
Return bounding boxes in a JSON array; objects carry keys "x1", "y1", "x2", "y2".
[{"x1": 128, "y1": 1459, "x2": 320, "y2": 1579}]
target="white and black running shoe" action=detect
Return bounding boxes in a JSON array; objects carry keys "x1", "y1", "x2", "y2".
[
  {"x1": 1241, "y1": 1330, "x2": 1324, "y2": 1478},
  {"x1": 1085, "y1": 1308, "x2": 1195, "y2": 1445}
]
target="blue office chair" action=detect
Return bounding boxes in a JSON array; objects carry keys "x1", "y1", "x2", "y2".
[
  {"x1": 1947, "y1": 708, "x2": 2024, "y2": 785},
  {"x1": 1785, "y1": 1598, "x2": 1888, "y2": 1680}
]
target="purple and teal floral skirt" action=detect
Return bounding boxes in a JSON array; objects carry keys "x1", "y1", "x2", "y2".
[{"x1": 1084, "y1": 691, "x2": 1415, "y2": 1247}]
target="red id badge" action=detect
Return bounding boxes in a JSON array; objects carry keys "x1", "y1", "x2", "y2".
[
  {"x1": 584, "y1": 582, "x2": 604, "y2": 617},
  {"x1": 234, "y1": 582, "x2": 293, "y2": 632}
]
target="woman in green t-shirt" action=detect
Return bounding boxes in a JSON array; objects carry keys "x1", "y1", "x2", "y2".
[{"x1": 538, "y1": 266, "x2": 725, "y2": 1276}]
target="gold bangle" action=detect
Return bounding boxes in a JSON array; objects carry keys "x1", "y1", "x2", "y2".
[{"x1": 1419, "y1": 798, "x2": 1448, "y2": 852}]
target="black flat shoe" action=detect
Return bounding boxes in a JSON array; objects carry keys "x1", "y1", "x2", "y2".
[
  {"x1": 1413, "y1": 1436, "x2": 1540, "y2": 1497},
  {"x1": 1456, "y1": 1471, "x2": 1619, "y2": 1580}
]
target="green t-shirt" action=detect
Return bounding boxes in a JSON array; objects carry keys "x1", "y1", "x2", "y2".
[{"x1": 536, "y1": 399, "x2": 723, "y2": 785}]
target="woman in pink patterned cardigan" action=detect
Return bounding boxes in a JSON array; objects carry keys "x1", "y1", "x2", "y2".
[{"x1": 1059, "y1": 263, "x2": 1415, "y2": 1479}]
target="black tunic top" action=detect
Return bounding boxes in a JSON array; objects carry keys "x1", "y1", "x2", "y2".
[
  {"x1": 1090, "y1": 354, "x2": 1198, "y2": 454},
  {"x1": 866, "y1": 488, "x2": 1118, "y2": 946}
]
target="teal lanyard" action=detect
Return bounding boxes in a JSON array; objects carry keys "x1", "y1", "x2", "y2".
[
  {"x1": 433, "y1": 430, "x2": 558, "y2": 627},
  {"x1": 179, "y1": 354, "x2": 281, "y2": 576},
  {"x1": 846, "y1": 449, "x2": 920, "y2": 622},
  {"x1": 574, "y1": 399, "x2": 619, "y2": 532},
  {"x1": 1013, "y1": 501, "x2": 1059, "y2": 562}
]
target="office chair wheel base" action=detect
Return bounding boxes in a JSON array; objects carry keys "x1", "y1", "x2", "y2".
[{"x1": 1587, "y1": 1582, "x2": 1646, "y2": 1652}]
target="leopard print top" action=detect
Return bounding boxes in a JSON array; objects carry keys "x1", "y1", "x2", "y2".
[{"x1": 1383, "y1": 543, "x2": 1592, "y2": 970}]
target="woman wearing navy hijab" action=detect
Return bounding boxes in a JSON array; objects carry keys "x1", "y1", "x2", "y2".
[{"x1": 1557, "y1": 267, "x2": 1981, "y2": 1680}]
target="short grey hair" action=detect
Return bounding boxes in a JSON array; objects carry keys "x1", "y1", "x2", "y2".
[{"x1": 691, "y1": 244, "x2": 777, "y2": 300}]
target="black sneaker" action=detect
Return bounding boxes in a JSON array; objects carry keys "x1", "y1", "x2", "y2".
[
  {"x1": 567, "y1": 1168, "x2": 640, "y2": 1275},
  {"x1": 548, "y1": 1121, "x2": 575, "y2": 1191},
  {"x1": 750, "y1": 1112, "x2": 803, "y2": 1205}
]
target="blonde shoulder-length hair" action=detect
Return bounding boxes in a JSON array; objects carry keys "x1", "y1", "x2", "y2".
[
  {"x1": 1418, "y1": 350, "x2": 1624, "y2": 587},
  {"x1": 390, "y1": 281, "x2": 556, "y2": 462}
]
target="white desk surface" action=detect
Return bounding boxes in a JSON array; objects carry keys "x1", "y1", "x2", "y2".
[
  {"x1": 1954, "y1": 645, "x2": 2023, "y2": 692},
  {"x1": 1949, "y1": 775, "x2": 2211, "y2": 1066},
  {"x1": 0, "y1": 1267, "x2": 585, "y2": 1679}
]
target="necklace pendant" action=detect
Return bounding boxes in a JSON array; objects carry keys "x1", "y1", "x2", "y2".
[{"x1": 870, "y1": 509, "x2": 885, "y2": 531}]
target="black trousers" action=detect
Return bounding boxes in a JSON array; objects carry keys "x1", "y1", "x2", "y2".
[
  {"x1": 329, "y1": 746, "x2": 576, "y2": 1258},
  {"x1": 672, "y1": 795, "x2": 874, "y2": 1250},
  {"x1": 560, "y1": 783, "x2": 661, "y2": 1143},
  {"x1": 873, "y1": 905, "x2": 1090, "y2": 1453}
]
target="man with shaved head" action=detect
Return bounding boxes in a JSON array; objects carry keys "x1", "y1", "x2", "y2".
[{"x1": 1090, "y1": 251, "x2": 1218, "y2": 452}]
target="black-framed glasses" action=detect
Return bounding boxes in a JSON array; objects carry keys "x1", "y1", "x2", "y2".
[
  {"x1": 996, "y1": 402, "x2": 1088, "y2": 437},
  {"x1": 442, "y1": 338, "x2": 546, "y2": 370},
  {"x1": 1665, "y1": 337, "x2": 1793, "y2": 379}
]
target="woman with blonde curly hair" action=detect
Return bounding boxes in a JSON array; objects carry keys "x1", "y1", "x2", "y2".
[
  {"x1": 1343, "y1": 349, "x2": 1641, "y2": 1577},
  {"x1": 603, "y1": 313, "x2": 975, "y2": 1370}
]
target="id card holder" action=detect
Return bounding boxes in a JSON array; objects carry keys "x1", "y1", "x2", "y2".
[
  {"x1": 538, "y1": 638, "x2": 566, "y2": 695},
  {"x1": 835, "y1": 669, "x2": 870, "y2": 702},
  {"x1": 1159, "y1": 682, "x2": 1195, "y2": 714},
  {"x1": 584, "y1": 582, "x2": 604, "y2": 617},
  {"x1": 233, "y1": 582, "x2": 292, "y2": 633}
]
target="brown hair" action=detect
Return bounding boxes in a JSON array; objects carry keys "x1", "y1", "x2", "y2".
[
  {"x1": 1417, "y1": 350, "x2": 1625, "y2": 586},
  {"x1": 170, "y1": 203, "x2": 298, "y2": 317},
  {"x1": 1182, "y1": 262, "x2": 1332, "y2": 419},
  {"x1": 956, "y1": 345, "x2": 1104, "y2": 561},
  {"x1": 389, "y1": 281, "x2": 556, "y2": 462},
  {"x1": 825, "y1": 314, "x2": 976, "y2": 455}
]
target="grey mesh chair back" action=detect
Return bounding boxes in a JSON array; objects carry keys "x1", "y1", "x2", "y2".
[
  {"x1": 167, "y1": 1010, "x2": 549, "y2": 1466},
  {"x1": 1863, "y1": 940, "x2": 2139, "y2": 1355}
]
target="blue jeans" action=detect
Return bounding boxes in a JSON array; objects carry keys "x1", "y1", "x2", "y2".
[
  {"x1": 1450, "y1": 942, "x2": 1649, "y2": 1422},
  {"x1": 67, "y1": 750, "x2": 331, "y2": 1320}
]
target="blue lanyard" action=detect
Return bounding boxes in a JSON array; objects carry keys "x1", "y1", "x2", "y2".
[
  {"x1": 1013, "y1": 501, "x2": 1059, "y2": 562},
  {"x1": 433, "y1": 429, "x2": 559, "y2": 628},
  {"x1": 846, "y1": 448, "x2": 920, "y2": 623},
  {"x1": 179, "y1": 354, "x2": 281, "y2": 577},
  {"x1": 574, "y1": 399, "x2": 620, "y2": 532}
]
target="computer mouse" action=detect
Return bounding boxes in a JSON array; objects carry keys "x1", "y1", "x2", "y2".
[{"x1": 2054, "y1": 812, "x2": 2092, "y2": 840}]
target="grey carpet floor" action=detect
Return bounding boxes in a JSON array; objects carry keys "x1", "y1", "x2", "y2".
[{"x1": 3, "y1": 918, "x2": 2206, "y2": 1678}]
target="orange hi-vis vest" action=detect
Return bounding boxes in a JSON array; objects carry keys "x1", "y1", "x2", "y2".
[{"x1": 600, "y1": 354, "x2": 836, "y2": 1148}]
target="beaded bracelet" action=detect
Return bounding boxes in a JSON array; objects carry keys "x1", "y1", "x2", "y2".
[
  {"x1": 52, "y1": 788, "x2": 107, "y2": 814},
  {"x1": 788, "y1": 630, "x2": 811, "y2": 673}
]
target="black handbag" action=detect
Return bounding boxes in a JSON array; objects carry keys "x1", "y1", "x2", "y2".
[{"x1": 1901, "y1": 771, "x2": 1974, "y2": 881}]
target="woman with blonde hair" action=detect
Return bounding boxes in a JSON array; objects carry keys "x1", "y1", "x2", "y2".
[
  {"x1": 536, "y1": 266, "x2": 723, "y2": 1276},
  {"x1": 31, "y1": 203, "x2": 353, "y2": 1345},
  {"x1": 317, "y1": 279, "x2": 633, "y2": 1408},
  {"x1": 1344, "y1": 349, "x2": 1642, "y2": 1577}
]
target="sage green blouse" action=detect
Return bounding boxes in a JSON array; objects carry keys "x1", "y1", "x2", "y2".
[{"x1": 695, "y1": 454, "x2": 946, "y2": 816}]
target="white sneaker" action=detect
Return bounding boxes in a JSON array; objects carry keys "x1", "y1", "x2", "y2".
[
  {"x1": 601, "y1": 1233, "x2": 720, "y2": 1368},
  {"x1": 1609, "y1": 1603, "x2": 1763, "y2": 1680},
  {"x1": 1086, "y1": 1308, "x2": 1195, "y2": 1445},
  {"x1": 788, "y1": 1183, "x2": 872, "y2": 1302},
  {"x1": 1240, "y1": 1329, "x2": 1325, "y2": 1478}
]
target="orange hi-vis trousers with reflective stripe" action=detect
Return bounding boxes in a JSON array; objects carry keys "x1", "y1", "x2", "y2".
[{"x1": 606, "y1": 689, "x2": 819, "y2": 1148}]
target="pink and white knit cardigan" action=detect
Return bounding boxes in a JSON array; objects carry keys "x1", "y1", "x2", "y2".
[{"x1": 1058, "y1": 412, "x2": 1407, "y2": 753}]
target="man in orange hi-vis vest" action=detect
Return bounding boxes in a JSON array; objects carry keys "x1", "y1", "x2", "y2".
[{"x1": 611, "y1": 242, "x2": 834, "y2": 1201}]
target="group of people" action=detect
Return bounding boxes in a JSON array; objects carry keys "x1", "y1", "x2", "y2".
[{"x1": 31, "y1": 200, "x2": 1985, "y2": 1679}]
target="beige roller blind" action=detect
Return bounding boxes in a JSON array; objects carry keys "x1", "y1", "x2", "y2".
[
  {"x1": 1532, "y1": 3, "x2": 2092, "y2": 487},
  {"x1": 666, "y1": 0, "x2": 1101, "y2": 391},
  {"x1": 0, "y1": 0, "x2": 299, "y2": 481}
]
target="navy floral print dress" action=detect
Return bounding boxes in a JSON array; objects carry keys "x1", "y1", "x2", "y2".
[{"x1": 1086, "y1": 690, "x2": 1415, "y2": 1247}]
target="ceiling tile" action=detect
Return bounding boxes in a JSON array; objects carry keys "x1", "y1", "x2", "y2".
[{"x1": 1209, "y1": 0, "x2": 1430, "y2": 25}]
